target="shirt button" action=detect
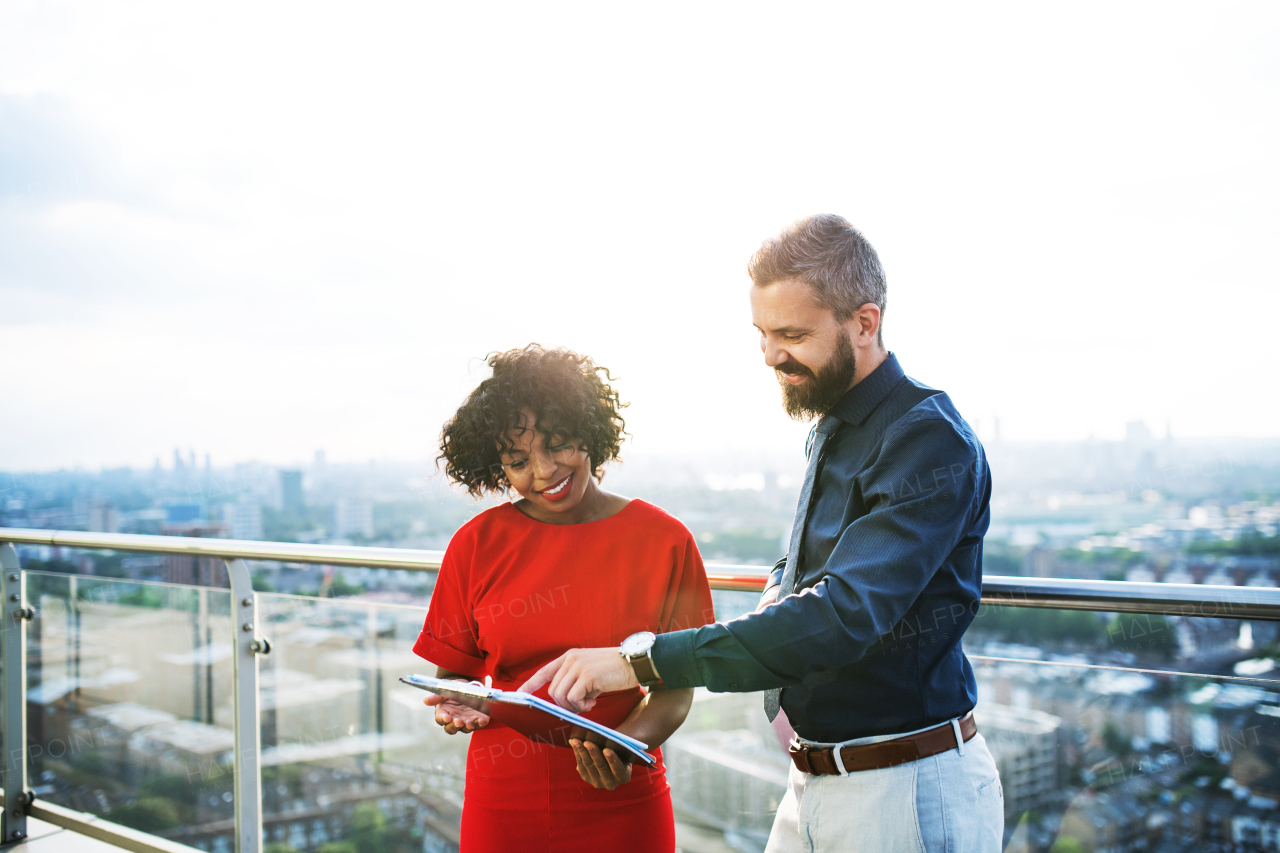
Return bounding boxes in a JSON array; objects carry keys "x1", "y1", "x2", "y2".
[{"x1": 729, "y1": 682, "x2": 739, "y2": 690}]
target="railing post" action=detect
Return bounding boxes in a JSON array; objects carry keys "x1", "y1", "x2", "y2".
[
  {"x1": 0, "y1": 543, "x2": 30, "y2": 844},
  {"x1": 226, "y1": 559, "x2": 265, "y2": 853}
]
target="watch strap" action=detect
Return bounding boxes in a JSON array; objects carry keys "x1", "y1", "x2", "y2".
[{"x1": 628, "y1": 651, "x2": 662, "y2": 686}]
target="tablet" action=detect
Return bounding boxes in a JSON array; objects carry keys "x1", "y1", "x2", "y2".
[{"x1": 400, "y1": 674, "x2": 656, "y2": 767}]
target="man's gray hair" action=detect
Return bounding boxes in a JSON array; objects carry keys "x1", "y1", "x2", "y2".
[{"x1": 748, "y1": 214, "x2": 887, "y2": 345}]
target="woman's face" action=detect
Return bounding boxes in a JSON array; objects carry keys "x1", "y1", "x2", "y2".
[{"x1": 499, "y1": 408, "x2": 596, "y2": 515}]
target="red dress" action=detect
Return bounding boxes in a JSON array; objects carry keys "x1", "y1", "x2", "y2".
[{"x1": 413, "y1": 499, "x2": 714, "y2": 853}]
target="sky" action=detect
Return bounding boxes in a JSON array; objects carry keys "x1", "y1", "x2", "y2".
[{"x1": 2, "y1": 1, "x2": 1278, "y2": 471}]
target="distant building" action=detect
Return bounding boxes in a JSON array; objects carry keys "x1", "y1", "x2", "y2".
[
  {"x1": 1024, "y1": 547, "x2": 1057, "y2": 578},
  {"x1": 280, "y1": 470, "x2": 305, "y2": 513},
  {"x1": 88, "y1": 501, "x2": 119, "y2": 533},
  {"x1": 1057, "y1": 796, "x2": 1146, "y2": 853},
  {"x1": 332, "y1": 498, "x2": 374, "y2": 539},
  {"x1": 221, "y1": 498, "x2": 263, "y2": 541},
  {"x1": 663, "y1": 728, "x2": 790, "y2": 848},
  {"x1": 975, "y1": 702, "x2": 1062, "y2": 818},
  {"x1": 1125, "y1": 420, "x2": 1155, "y2": 446},
  {"x1": 72, "y1": 495, "x2": 92, "y2": 528},
  {"x1": 161, "y1": 522, "x2": 229, "y2": 586},
  {"x1": 662, "y1": 690, "x2": 791, "y2": 848}
]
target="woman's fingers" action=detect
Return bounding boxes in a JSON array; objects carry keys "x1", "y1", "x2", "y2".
[
  {"x1": 583, "y1": 741, "x2": 609, "y2": 772},
  {"x1": 431, "y1": 700, "x2": 488, "y2": 734},
  {"x1": 583, "y1": 741, "x2": 626, "y2": 789},
  {"x1": 569, "y1": 739, "x2": 600, "y2": 786},
  {"x1": 567, "y1": 738, "x2": 631, "y2": 790},
  {"x1": 602, "y1": 747, "x2": 631, "y2": 784}
]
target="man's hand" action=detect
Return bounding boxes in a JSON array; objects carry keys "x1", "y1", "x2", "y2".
[
  {"x1": 423, "y1": 690, "x2": 490, "y2": 735},
  {"x1": 569, "y1": 738, "x2": 632, "y2": 790},
  {"x1": 519, "y1": 648, "x2": 638, "y2": 712},
  {"x1": 757, "y1": 585, "x2": 781, "y2": 611}
]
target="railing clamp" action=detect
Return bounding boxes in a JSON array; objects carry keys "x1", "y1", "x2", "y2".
[
  {"x1": 11, "y1": 606, "x2": 32, "y2": 621},
  {"x1": 11, "y1": 790, "x2": 35, "y2": 811},
  {"x1": 249, "y1": 637, "x2": 272, "y2": 655}
]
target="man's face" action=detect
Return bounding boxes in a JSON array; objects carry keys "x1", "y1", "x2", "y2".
[{"x1": 750, "y1": 279, "x2": 857, "y2": 420}]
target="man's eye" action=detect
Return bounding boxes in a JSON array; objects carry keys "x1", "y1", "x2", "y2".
[
  {"x1": 507, "y1": 459, "x2": 527, "y2": 470},
  {"x1": 552, "y1": 444, "x2": 574, "y2": 453}
]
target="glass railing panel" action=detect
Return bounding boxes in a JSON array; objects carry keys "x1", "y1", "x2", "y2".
[
  {"x1": 964, "y1": 607, "x2": 1280, "y2": 853},
  {"x1": 248, "y1": 592, "x2": 465, "y2": 853},
  {"x1": 663, "y1": 588, "x2": 785, "y2": 852},
  {"x1": 22, "y1": 571, "x2": 237, "y2": 846},
  {"x1": 973, "y1": 656, "x2": 1280, "y2": 853}
]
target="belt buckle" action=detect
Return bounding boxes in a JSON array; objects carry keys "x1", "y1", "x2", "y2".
[{"x1": 788, "y1": 739, "x2": 815, "y2": 775}]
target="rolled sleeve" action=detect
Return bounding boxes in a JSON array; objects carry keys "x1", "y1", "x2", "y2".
[
  {"x1": 652, "y1": 629, "x2": 704, "y2": 689},
  {"x1": 412, "y1": 632, "x2": 486, "y2": 680}
]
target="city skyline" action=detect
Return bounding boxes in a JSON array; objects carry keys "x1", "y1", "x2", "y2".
[{"x1": 3, "y1": 416, "x2": 1279, "y2": 475}]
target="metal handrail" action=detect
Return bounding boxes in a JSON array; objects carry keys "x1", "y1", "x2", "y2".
[
  {"x1": 0, "y1": 528, "x2": 446, "y2": 571},
  {"x1": 4, "y1": 526, "x2": 1280, "y2": 619}
]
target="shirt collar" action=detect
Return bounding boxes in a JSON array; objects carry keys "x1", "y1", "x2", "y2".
[{"x1": 827, "y1": 352, "x2": 905, "y2": 426}]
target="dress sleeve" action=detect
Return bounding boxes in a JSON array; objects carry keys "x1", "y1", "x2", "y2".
[
  {"x1": 413, "y1": 542, "x2": 487, "y2": 679},
  {"x1": 661, "y1": 532, "x2": 716, "y2": 634}
]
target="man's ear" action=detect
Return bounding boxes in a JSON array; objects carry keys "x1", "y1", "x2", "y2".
[{"x1": 851, "y1": 302, "x2": 882, "y2": 347}]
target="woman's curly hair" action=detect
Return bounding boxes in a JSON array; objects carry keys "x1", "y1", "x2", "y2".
[{"x1": 438, "y1": 344, "x2": 628, "y2": 497}]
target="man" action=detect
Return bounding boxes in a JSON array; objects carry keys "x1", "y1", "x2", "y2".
[{"x1": 522, "y1": 214, "x2": 1002, "y2": 852}]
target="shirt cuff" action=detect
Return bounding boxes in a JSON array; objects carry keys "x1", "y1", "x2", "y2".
[
  {"x1": 412, "y1": 632, "x2": 486, "y2": 680},
  {"x1": 766, "y1": 565, "x2": 786, "y2": 588},
  {"x1": 653, "y1": 629, "x2": 705, "y2": 689}
]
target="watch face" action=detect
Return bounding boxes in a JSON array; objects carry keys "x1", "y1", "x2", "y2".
[{"x1": 620, "y1": 631, "x2": 655, "y2": 657}]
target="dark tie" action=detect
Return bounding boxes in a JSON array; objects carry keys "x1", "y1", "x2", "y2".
[{"x1": 764, "y1": 415, "x2": 840, "y2": 722}]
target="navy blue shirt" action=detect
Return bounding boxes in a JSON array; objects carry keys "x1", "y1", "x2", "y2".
[{"x1": 652, "y1": 354, "x2": 992, "y2": 742}]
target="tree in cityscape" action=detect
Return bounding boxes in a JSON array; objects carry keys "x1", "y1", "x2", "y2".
[
  {"x1": 1102, "y1": 720, "x2": 1132, "y2": 757},
  {"x1": 348, "y1": 801, "x2": 390, "y2": 853},
  {"x1": 1107, "y1": 613, "x2": 1177, "y2": 660},
  {"x1": 1049, "y1": 837, "x2": 1088, "y2": 853}
]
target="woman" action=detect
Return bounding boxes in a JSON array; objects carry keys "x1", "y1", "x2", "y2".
[{"x1": 412, "y1": 344, "x2": 713, "y2": 853}]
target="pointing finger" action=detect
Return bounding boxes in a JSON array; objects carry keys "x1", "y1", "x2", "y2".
[{"x1": 518, "y1": 656, "x2": 564, "y2": 694}]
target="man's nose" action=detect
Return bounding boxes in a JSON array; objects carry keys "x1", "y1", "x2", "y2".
[{"x1": 762, "y1": 339, "x2": 788, "y2": 368}]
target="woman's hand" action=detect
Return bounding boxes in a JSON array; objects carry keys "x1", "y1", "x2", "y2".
[
  {"x1": 424, "y1": 688, "x2": 490, "y2": 735},
  {"x1": 570, "y1": 738, "x2": 632, "y2": 790}
]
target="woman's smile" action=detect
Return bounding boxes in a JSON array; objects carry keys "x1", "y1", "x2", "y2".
[{"x1": 538, "y1": 473, "x2": 574, "y2": 501}]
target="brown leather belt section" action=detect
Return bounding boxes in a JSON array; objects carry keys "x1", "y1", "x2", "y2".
[{"x1": 789, "y1": 714, "x2": 978, "y2": 776}]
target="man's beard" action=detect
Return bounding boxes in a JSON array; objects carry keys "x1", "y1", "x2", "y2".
[{"x1": 776, "y1": 331, "x2": 856, "y2": 421}]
